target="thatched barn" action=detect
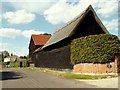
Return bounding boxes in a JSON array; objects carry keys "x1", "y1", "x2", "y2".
[{"x1": 33, "y1": 5, "x2": 109, "y2": 69}]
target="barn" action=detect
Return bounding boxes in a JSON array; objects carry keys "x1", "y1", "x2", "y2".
[
  {"x1": 33, "y1": 5, "x2": 109, "y2": 69},
  {"x1": 29, "y1": 34, "x2": 51, "y2": 63}
]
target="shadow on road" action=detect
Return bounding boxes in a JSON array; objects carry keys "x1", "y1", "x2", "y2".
[{"x1": 0, "y1": 71, "x2": 22, "y2": 80}]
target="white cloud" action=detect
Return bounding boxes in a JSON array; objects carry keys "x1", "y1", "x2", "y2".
[
  {"x1": 44, "y1": 0, "x2": 71, "y2": 24},
  {"x1": 3, "y1": 10, "x2": 35, "y2": 24},
  {"x1": 7, "y1": 0, "x2": 57, "y2": 14},
  {"x1": 2, "y1": 0, "x2": 118, "y2": 25},
  {"x1": 0, "y1": 28, "x2": 46, "y2": 56},
  {"x1": 43, "y1": 0, "x2": 118, "y2": 25},
  {"x1": 97, "y1": 0, "x2": 118, "y2": 18},
  {"x1": 22, "y1": 29, "x2": 45, "y2": 38},
  {"x1": 103, "y1": 19, "x2": 118, "y2": 31},
  {"x1": 0, "y1": 28, "x2": 21, "y2": 39},
  {"x1": 0, "y1": 27, "x2": 46, "y2": 39},
  {"x1": 2, "y1": 0, "x2": 56, "y2": 2}
]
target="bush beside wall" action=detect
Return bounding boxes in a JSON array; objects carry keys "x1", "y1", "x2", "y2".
[
  {"x1": 9, "y1": 61, "x2": 20, "y2": 67},
  {"x1": 71, "y1": 34, "x2": 120, "y2": 65},
  {"x1": 22, "y1": 60, "x2": 28, "y2": 67},
  {"x1": 9, "y1": 60, "x2": 29, "y2": 67}
]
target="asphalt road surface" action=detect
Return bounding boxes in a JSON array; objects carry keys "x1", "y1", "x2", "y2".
[{"x1": 1, "y1": 68, "x2": 97, "y2": 88}]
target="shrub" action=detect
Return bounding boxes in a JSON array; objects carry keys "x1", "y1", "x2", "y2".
[
  {"x1": 9, "y1": 60, "x2": 28, "y2": 68},
  {"x1": 71, "y1": 34, "x2": 120, "y2": 65},
  {"x1": 2, "y1": 62, "x2": 9, "y2": 67},
  {"x1": 10, "y1": 61, "x2": 20, "y2": 67},
  {"x1": 22, "y1": 60, "x2": 28, "y2": 67}
]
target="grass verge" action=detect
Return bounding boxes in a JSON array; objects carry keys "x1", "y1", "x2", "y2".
[{"x1": 22, "y1": 67, "x2": 117, "y2": 80}]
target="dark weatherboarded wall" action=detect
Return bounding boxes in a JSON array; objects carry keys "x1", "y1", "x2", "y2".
[
  {"x1": 35, "y1": 39, "x2": 72, "y2": 69},
  {"x1": 29, "y1": 38, "x2": 41, "y2": 63}
]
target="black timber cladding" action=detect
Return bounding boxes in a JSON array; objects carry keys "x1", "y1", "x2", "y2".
[{"x1": 35, "y1": 35, "x2": 72, "y2": 69}]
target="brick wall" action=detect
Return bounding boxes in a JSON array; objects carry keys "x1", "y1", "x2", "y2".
[{"x1": 73, "y1": 56, "x2": 120, "y2": 75}]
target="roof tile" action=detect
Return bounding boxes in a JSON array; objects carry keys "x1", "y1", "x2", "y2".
[{"x1": 32, "y1": 34, "x2": 51, "y2": 45}]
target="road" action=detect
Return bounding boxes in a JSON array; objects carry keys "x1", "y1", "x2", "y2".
[{"x1": 1, "y1": 68, "x2": 97, "y2": 88}]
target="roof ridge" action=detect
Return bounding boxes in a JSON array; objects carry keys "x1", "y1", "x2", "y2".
[
  {"x1": 41, "y1": 5, "x2": 108, "y2": 50},
  {"x1": 32, "y1": 34, "x2": 51, "y2": 37},
  {"x1": 53, "y1": 5, "x2": 92, "y2": 34}
]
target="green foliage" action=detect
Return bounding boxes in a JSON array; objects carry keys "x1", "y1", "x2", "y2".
[
  {"x1": 2, "y1": 62, "x2": 9, "y2": 67},
  {"x1": 0, "y1": 53, "x2": 4, "y2": 62},
  {"x1": 0, "y1": 51, "x2": 9, "y2": 58},
  {"x1": 9, "y1": 61, "x2": 20, "y2": 67},
  {"x1": 22, "y1": 60, "x2": 28, "y2": 67},
  {"x1": 20, "y1": 56, "x2": 27, "y2": 59},
  {"x1": 22, "y1": 56, "x2": 31, "y2": 67},
  {"x1": 43, "y1": 33, "x2": 51, "y2": 35},
  {"x1": 61, "y1": 73, "x2": 108, "y2": 79},
  {"x1": 9, "y1": 60, "x2": 29, "y2": 68},
  {"x1": 23, "y1": 67, "x2": 117, "y2": 79},
  {"x1": 26, "y1": 57, "x2": 32, "y2": 63},
  {"x1": 71, "y1": 34, "x2": 120, "y2": 65}
]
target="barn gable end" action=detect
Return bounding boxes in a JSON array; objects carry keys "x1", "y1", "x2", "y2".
[
  {"x1": 42, "y1": 5, "x2": 108, "y2": 50},
  {"x1": 29, "y1": 34, "x2": 51, "y2": 63}
]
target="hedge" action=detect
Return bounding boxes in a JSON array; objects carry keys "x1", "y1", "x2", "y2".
[
  {"x1": 9, "y1": 60, "x2": 29, "y2": 67},
  {"x1": 71, "y1": 34, "x2": 120, "y2": 65}
]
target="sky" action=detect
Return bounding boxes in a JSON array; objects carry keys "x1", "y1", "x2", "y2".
[{"x1": 0, "y1": 0, "x2": 119, "y2": 56}]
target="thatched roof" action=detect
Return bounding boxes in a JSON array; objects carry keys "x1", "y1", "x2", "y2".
[{"x1": 42, "y1": 5, "x2": 109, "y2": 49}]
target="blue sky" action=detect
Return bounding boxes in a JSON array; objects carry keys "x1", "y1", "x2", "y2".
[{"x1": 0, "y1": 0, "x2": 119, "y2": 56}]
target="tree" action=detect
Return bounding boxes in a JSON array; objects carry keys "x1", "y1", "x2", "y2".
[
  {"x1": 0, "y1": 53, "x2": 4, "y2": 62},
  {"x1": 20, "y1": 56, "x2": 27, "y2": 59},
  {"x1": 1, "y1": 53, "x2": 4, "y2": 62},
  {"x1": 11, "y1": 53, "x2": 13, "y2": 56},
  {"x1": 43, "y1": 33, "x2": 51, "y2": 35},
  {"x1": 3, "y1": 51, "x2": 9, "y2": 58}
]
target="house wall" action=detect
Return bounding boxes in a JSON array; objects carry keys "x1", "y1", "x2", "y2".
[
  {"x1": 35, "y1": 44, "x2": 73, "y2": 69},
  {"x1": 73, "y1": 56, "x2": 120, "y2": 75},
  {"x1": 4, "y1": 58, "x2": 10, "y2": 62}
]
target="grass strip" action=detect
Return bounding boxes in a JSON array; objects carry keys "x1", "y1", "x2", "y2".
[{"x1": 22, "y1": 67, "x2": 117, "y2": 80}]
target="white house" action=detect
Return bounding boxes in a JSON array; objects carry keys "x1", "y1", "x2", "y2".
[
  {"x1": 4, "y1": 57, "x2": 11, "y2": 62},
  {"x1": 4, "y1": 55, "x2": 18, "y2": 62}
]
